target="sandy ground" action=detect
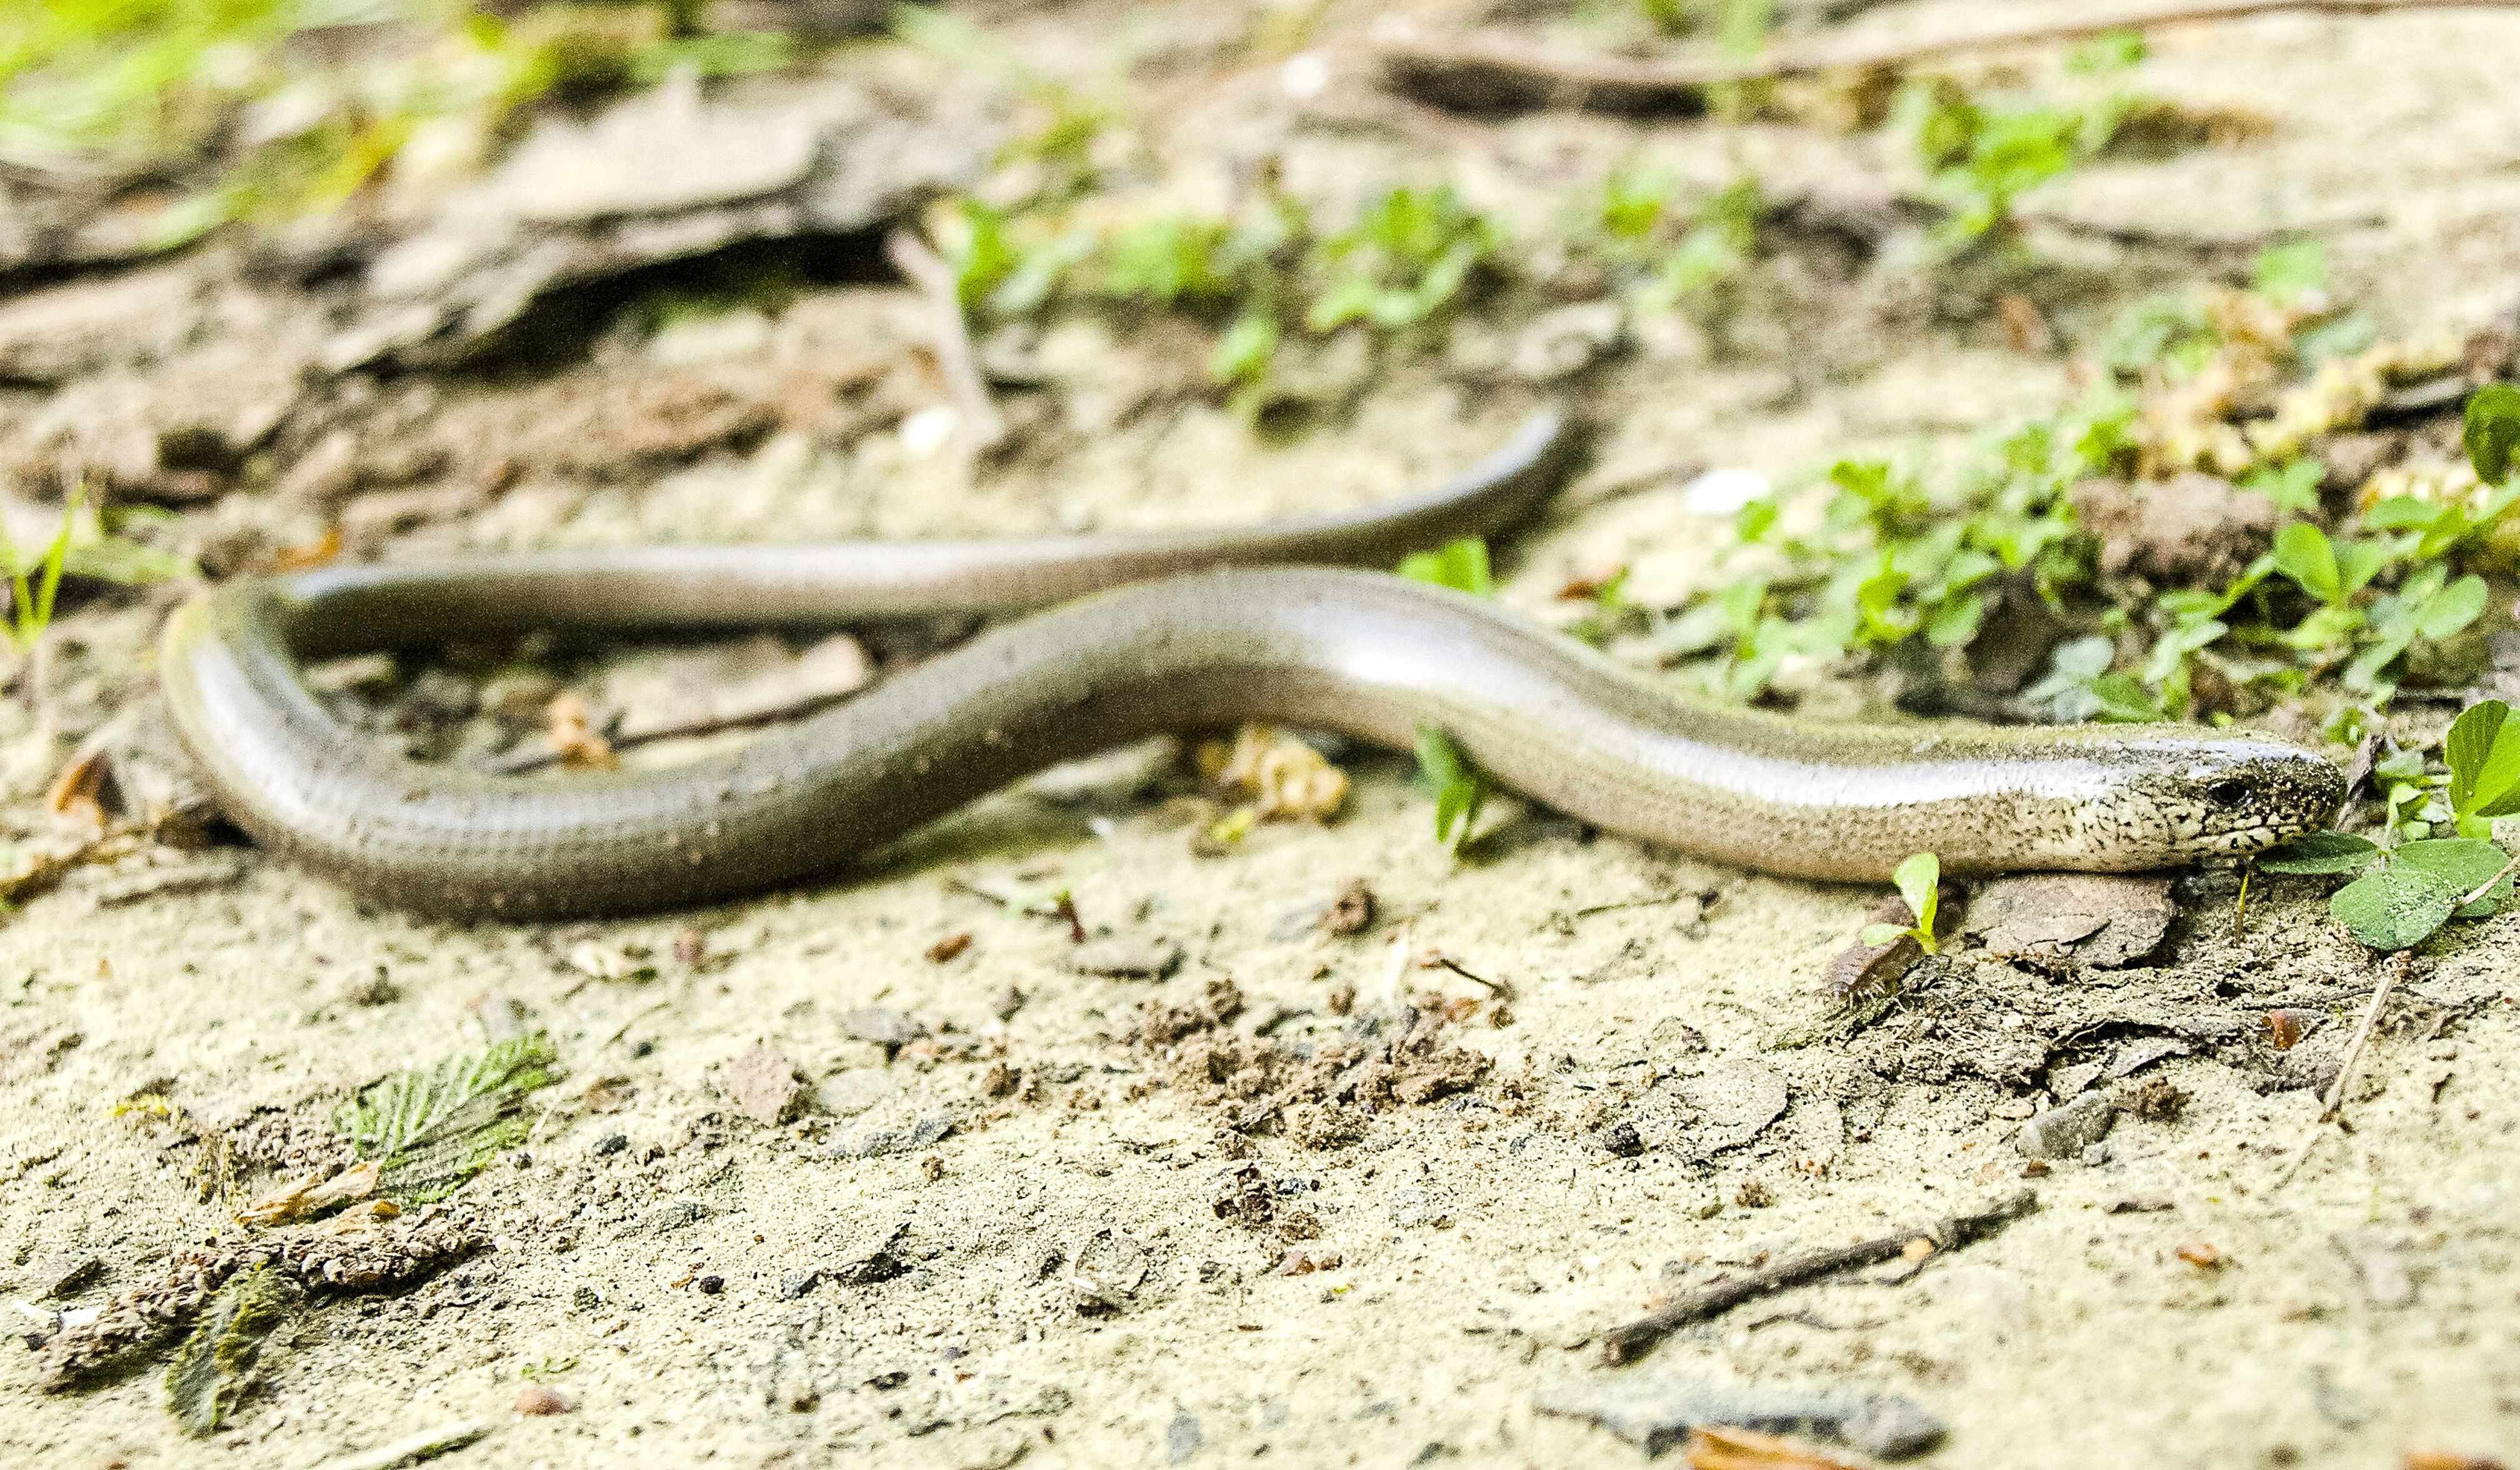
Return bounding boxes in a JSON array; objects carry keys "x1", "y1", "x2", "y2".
[{"x1": 8, "y1": 4, "x2": 2520, "y2": 1468}]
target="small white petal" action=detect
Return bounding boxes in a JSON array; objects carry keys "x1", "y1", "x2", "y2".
[
  {"x1": 1279, "y1": 52, "x2": 1330, "y2": 101},
  {"x1": 898, "y1": 406, "x2": 960, "y2": 459},
  {"x1": 1682, "y1": 466, "x2": 1769, "y2": 516}
]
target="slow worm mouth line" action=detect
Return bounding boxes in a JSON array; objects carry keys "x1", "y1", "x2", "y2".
[{"x1": 158, "y1": 404, "x2": 2341, "y2": 920}]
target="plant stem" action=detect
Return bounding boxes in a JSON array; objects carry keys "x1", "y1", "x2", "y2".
[
  {"x1": 2453, "y1": 848, "x2": 2520, "y2": 909},
  {"x1": 884, "y1": 228, "x2": 1009, "y2": 459}
]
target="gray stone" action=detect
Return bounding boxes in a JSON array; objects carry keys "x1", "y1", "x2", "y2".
[
  {"x1": 1538, "y1": 1372, "x2": 1947, "y2": 1459},
  {"x1": 2108, "y1": 1036, "x2": 2191, "y2": 1078},
  {"x1": 2015, "y1": 1092, "x2": 2118, "y2": 1159},
  {"x1": 1670, "y1": 1058, "x2": 1791, "y2": 1159},
  {"x1": 1510, "y1": 301, "x2": 1627, "y2": 383},
  {"x1": 625, "y1": 1198, "x2": 714, "y2": 1236},
  {"x1": 1064, "y1": 936, "x2": 1184, "y2": 981},
  {"x1": 824, "y1": 1115, "x2": 953, "y2": 1159},
  {"x1": 326, "y1": 80, "x2": 1000, "y2": 369},
  {"x1": 1967, "y1": 873, "x2": 2178, "y2": 969},
  {"x1": 1166, "y1": 1409, "x2": 1203, "y2": 1464},
  {"x1": 837, "y1": 1007, "x2": 928, "y2": 1049}
]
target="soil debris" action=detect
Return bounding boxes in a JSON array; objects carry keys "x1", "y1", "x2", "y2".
[
  {"x1": 2072, "y1": 472, "x2": 2276, "y2": 590},
  {"x1": 34, "y1": 1210, "x2": 483, "y2": 1389},
  {"x1": 1199, "y1": 725, "x2": 1351, "y2": 821},
  {"x1": 1129, "y1": 979, "x2": 1490, "y2": 1145}
]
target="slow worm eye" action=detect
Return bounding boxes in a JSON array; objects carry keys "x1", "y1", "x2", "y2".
[{"x1": 2204, "y1": 779, "x2": 2251, "y2": 808}]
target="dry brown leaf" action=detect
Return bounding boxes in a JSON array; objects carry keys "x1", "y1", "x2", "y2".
[
  {"x1": 1200, "y1": 724, "x2": 1348, "y2": 821},
  {"x1": 1996, "y1": 294, "x2": 2053, "y2": 354},
  {"x1": 307, "y1": 1199, "x2": 401, "y2": 1234},
  {"x1": 2176, "y1": 1239, "x2": 2226, "y2": 1269},
  {"x1": 266, "y1": 527, "x2": 342, "y2": 572},
  {"x1": 544, "y1": 692, "x2": 617, "y2": 770},
  {"x1": 43, "y1": 747, "x2": 108, "y2": 823},
  {"x1": 1685, "y1": 1424, "x2": 1864, "y2": 1470},
  {"x1": 234, "y1": 1159, "x2": 382, "y2": 1227}
]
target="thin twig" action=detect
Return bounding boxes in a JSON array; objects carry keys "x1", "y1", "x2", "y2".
[
  {"x1": 2271, "y1": 951, "x2": 2411, "y2": 1187},
  {"x1": 303, "y1": 1421, "x2": 493, "y2": 1470},
  {"x1": 1571, "y1": 891, "x2": 1696, "y2": 919},
  {"x1": 2454, "y1": 849, "x2": 2520, "y2": 909},
  {"x1": 885, "y1": 228, "x2": 1008, "y2": 456},
  {"x1": 1424, "y1": 952, "x2": 1511, "y2": 998},
  {"x1": 486, "y1": 688, "x2": 864, "y2": 774},
  {"x1": 1599, "y1": 1189, "x2": 2038, "y2": 1364},
  {"x1": 2319, "y1": 951, "x2": 2408, "y2": 1121},
  {"x1": 1376, "y1": 0, "x2": 2516, "y2": 114}
]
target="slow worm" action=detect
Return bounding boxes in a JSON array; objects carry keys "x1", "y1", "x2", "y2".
[{"x1": 160, "y1": 407, "x2": 2341, "y2": 918}]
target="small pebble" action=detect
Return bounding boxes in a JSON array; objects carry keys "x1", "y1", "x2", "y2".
[
  {"x1": 515, "y1": 1384, "x2": 573, "y2": 1416},
  {"x1": 2015, "y1": 1092, "x2": 2117, "y2": 1159}
]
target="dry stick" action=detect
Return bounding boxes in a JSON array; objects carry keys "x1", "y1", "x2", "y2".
[
  {"x1": 1599, "y1": 1189, "x2": 2038, "y2": 1364},
  {"x1": 487, "y1": 688, "x2": 864, "y2": 774},
  {"x1": 1375, "y1": 0, "x2": 2518, "y2": 111},
  {"x1": 2318, "y1": 949, "x2": 2410, "y2": 1121},
  {"x1": 304, "y1": 1421, "x2": 493, "y2": 1470},
  {"x1": 2271, "y1": 950, "x2": 2411, "y2": 1186},
  {"x1": 885, "y1": 228, "x2": 1008, "y2": 456}
]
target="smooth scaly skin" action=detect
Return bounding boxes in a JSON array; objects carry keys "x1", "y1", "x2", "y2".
[{"x1": 159, "y1": 408, "x2": 2342, "y2": 919}]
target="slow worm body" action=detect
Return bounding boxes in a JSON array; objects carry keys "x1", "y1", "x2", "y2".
[{"x1": 161, "y1": 408, "x2": 2342, "y2": 918}]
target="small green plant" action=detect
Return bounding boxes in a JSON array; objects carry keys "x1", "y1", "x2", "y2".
[
  {"x1": 2258, "y1": 698, "x2": 2520, "y2": 951},
  {"x1": 1412, "y1": 723, "x2": 1486, "y2": 854},
  {"x1": 1562, "y1": 568, "x2": 1649, "y2": 648},
  {"x1": 1306, "y1": 185, "x2": 1499, "y2": 333},
  {"x1": 2465, "y1": 382, "x2": 2520, "y2": 484},
  {"x1": 2446, "y1": 698, "x2": 2520, "y2": 839},
  {"x1": 1899, "y1": 34, "x2": 2146, "y2": 251},
  {"x1": 1636, "y1": 0, "x2": 1772, "y2": 54},
  {"x1": 1396, "y1": 536, "x2": 1492, "y2": 596},
  {"x1": 1579, "y1": 166, "x2": 1762, "y2": 312},
  {"x1": 0, "y1": 489, "x2": 185, "y2": 724},
  {"x1": 2240, "y1": 458, "x2": 2323, "y2": 517},
  {"x1": 0, "y1": 496, "x2": 76, "y2": 659},
  {"x1": 1859, "y1": 852, "x2": 1942, "y2": 954},
  {"x1": 2251, "y1": 238, "x2": 2329, "y2": 306}
]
